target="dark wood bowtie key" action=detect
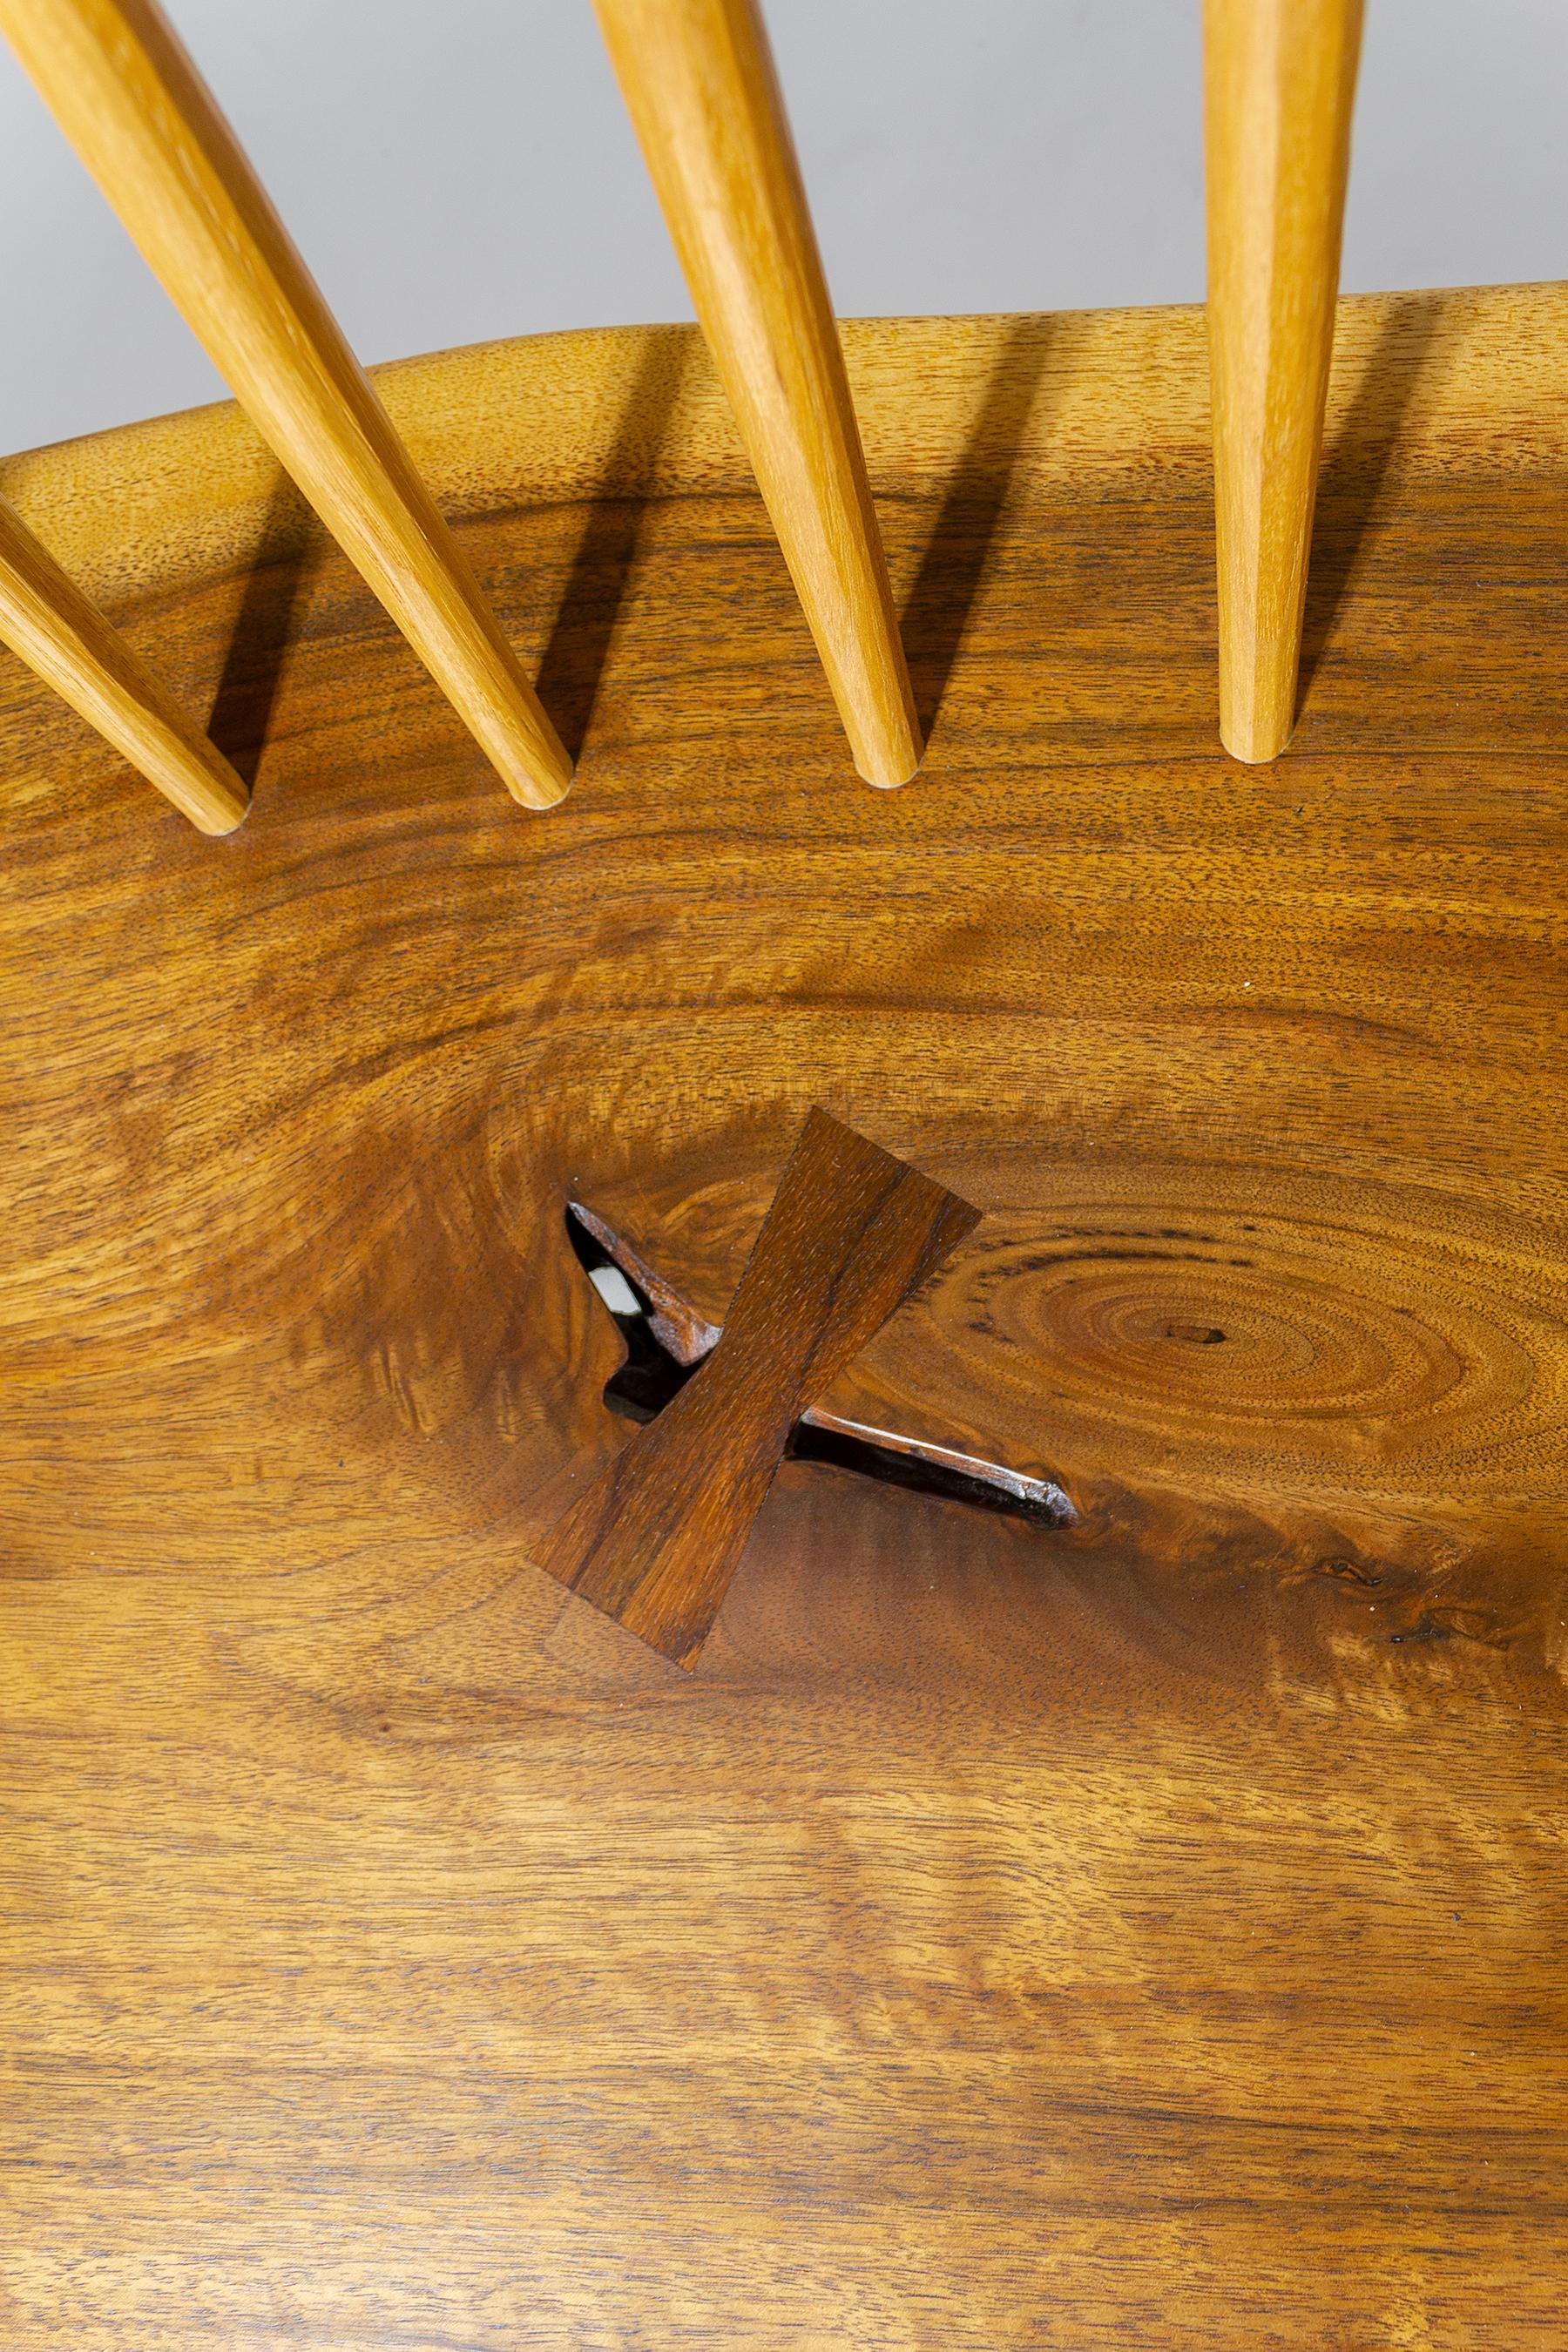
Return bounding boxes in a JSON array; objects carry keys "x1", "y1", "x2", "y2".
[{"x1": 531, "y1": 1108, "x2": 982, "y2": 1667}]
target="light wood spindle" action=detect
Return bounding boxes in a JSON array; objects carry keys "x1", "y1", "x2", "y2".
[
  {"x1": 1204, "y1": 0, "x2": 1364, "y2": 763},
  {"x1": 0, "y1": 0, "x2": 571, "y2": 809},
  {"x1": 0, "y1": 491, "x2": 247, "y2": 833},
  {"x1": 594, "y1": 0, "x2": 921, "y2": 788}
]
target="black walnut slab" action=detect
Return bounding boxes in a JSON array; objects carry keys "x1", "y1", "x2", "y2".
[{"x1": 3, "y1": 294, "x2": 1568, "y2": 2347}]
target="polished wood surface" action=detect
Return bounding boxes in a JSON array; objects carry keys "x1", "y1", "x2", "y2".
[
  {"x1": 1204, "y1": 0, "x2": 1363, "y2": 761},
  {"x1": 3, "y1": 290, "x2": 1567, "y2": 2345},
  {"x1": 537, "y1": 1109, "x2": 979, "y2": 1663},
  {"x1": 0, "y1": 490, "x2": 246, "y2": 832},
  {"x1": 595, "y1": 0, "x2": 921, "y2": 787},
  {"x1": 0, "y1": 0, "x2": 571, "y2": 808}
]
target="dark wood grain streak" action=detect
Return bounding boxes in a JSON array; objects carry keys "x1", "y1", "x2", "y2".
[
  {"x1": 2, "y1": 296, "x2": 1566, "y2": 2348},
  {"x1": 536, "y1": 1109, "x2": 979, "y2": 1662}
]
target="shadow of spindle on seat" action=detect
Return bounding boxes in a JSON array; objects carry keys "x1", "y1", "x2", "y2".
[
  {"x1": 898, "y1": 313, "x2": 1055, "y2": 744},
  {"x1": 1297, "y1": 291, "x2": 1446, "y2": 708},
  {"x1": 206, "y1": 472, "x2": 323, "y2": 791},
  {"x1": 533, "y1": 326, "x2": 692, "y2": 765}
]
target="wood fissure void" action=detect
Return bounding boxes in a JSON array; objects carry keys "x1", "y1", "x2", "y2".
[{"x1": 566, "y1": 1197, "x2": 1077, "y2": 1523}]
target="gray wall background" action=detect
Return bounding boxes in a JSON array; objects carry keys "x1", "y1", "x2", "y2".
[{"x1": 1, "y1": 0, "x2": 1563, "y2": 457}]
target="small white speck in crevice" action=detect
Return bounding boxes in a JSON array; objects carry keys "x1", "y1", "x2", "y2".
[{"x1": 589, "y1": 1265, "x2": 641, "y2": 1316}]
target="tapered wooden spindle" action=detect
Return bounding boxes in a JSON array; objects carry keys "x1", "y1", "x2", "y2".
[
  {"x1": 534, "y1": 1110, "x2": 979, "y2": 1666},
  {"x1": 594, "y1": 0, "x2": 921, "y2": 788},
  {"x1": 0, "y1": 492, "x2": 247, "y2": 834},
  {"x1": 1204, "y1": 0, "x2": 1364, "y2": 763},
  {"x1": 0, "y1": 0, "x2": 571, "y2": 810}
]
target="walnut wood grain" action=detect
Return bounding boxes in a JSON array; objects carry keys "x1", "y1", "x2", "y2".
[
  {"x1": 0, "y1": 490, "x2": 246, "y2": 833},
  {"x1": 594, "y1": 0, "x2": 921, "y2": 788},
  {"x1": 3, "y1": 295, "x2": 1567, "y2": 2346},
  {"x1": 536, "y1": 1109, "x2": 979, "y2": 1663},
  {"x1": 0, "y1": 0, "x2": 571, "y2": 808},
  {"x1": 1204, "y1": 0, "x2": 1363, "y2": 761}
]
